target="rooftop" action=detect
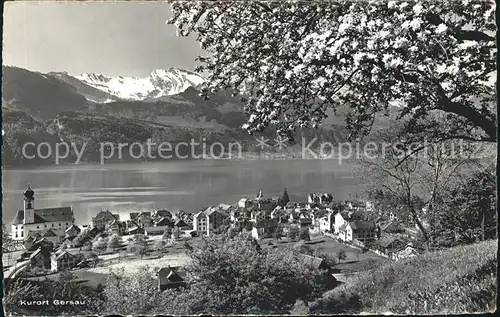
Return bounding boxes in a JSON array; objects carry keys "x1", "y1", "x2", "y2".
[{"x1": 12, "y1": 207, "x2": 74, "y2": 225}]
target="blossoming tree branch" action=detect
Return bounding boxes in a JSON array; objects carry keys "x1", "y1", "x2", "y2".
[{"x1": 169, "y1": 0, "x2": 496, "y2": 146}]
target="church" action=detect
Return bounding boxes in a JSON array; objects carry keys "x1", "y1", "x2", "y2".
[{"x1": 10, "y1": 185, "x2": 75, "y2": 243}]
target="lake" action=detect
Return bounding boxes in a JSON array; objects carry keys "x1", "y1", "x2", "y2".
[{"x1": 2, "y1": 160, "x2": 363, "y2": 225}]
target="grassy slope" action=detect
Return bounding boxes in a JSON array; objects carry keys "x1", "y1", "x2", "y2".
[{"x1": 310, "y1": 239, "x2": 498, "y2": 314}]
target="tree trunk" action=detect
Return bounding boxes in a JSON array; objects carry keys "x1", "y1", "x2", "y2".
[
  {"x1": 482, "y1": 213, "x2": 485, "y2": 241},
  {"x1": 407, "y1": 196, "x2": 429, "y2": 241}
]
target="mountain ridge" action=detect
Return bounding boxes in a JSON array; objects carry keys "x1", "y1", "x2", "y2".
[
  {"x1": 71, "y1": 67, "x2": 205, "y2": 101},
  {"x1": 1, "y1": 66, "x2": 389, "y2": 166}
]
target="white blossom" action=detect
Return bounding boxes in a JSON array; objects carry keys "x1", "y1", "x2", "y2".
[
  {"x1": 379, "y1": 30, "x2": 390, "y2": 39},
  {"x1": 409, "y1": 18, "x2": 422, "y2": 30},
  {"x1": 459, "y1": 41, "x2": 478, "y2": 50},
  {"x1": 436, "y1": 64, "x2": 447, "y2": 74},
  {"x1": 338, "y1": 22, "x2": 350, "y2": 34},
  {"x1": 292, "y1": 64, "x2": 305, "y2": 75},
  {"x1": 413, "y1": 3, "x2": 424, "y2": 15},
  {"x1": 435, "y1": 23, "x2": 448, "y2": 34},
  {"x1": 329, "y1": 37, "x2": 347, "y2": 54}
]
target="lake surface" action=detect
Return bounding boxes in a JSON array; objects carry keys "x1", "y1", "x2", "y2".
[{"x1": 2, "y1": 160, "x2": 363, "y2": 225}]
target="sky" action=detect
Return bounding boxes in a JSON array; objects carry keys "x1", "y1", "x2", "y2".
[{"x1": 2, "y1": 2, "x2": 205, "y2": 77}]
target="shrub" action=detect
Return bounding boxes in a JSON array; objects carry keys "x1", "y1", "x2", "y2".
[
  {"x1": 299, "y1": 228, "x2": 311, "y2": 241},
  {"x1": 287, "y1": 226, "x2": 299, "y2": 241},
  {"x1": 310, "y1": 240, "x2": 498, "y2": 314},
  {"x1": 182, "y1": 235, "x2": 331, "y2": 314}
]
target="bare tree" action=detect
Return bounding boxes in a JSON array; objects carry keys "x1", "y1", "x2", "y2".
[{"x1": 358, "y1": 123, "x2": 483, "y2": 242}]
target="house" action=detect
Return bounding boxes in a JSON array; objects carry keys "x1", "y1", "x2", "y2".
[
  {"x1": 192, "y1": 211, "x2": 207, "y2": 234},
  {"x1": 238, "y1": 198, "x2": 254, "y2": 208},
  {"x1": 255, "y1": 198, "x2": 278, "y2": 212},
  {"x1": 231, "y1": 207, "x2": 251, "y2": 223},
  {"x1": 251, "y1": 219, "x2": 278, "y2": 240},
  {"x1": 29, "y1": 247, "x2": 51, "y2": 270},
  {"x1": 11, "y1": 185, "x2": 75, "y2": 242},
  {"x1": 376, "y1": 234, "x2": 407, "y2": 256},
  {"x1": 65, "y1": 224, "x2": 81, "y2": 238},
  {"x1": 339, "y1": 220, "x2": 377, "y2": 242},
  {"x1": 270, "y1": 206, "x2": 284, "y2": 221},
  {"x1": 345, "y1": 200, "x2": 367, "y2": 211},
  {"x1": 297, "y1": 202, "x2": 309, "y2": 210},
  {"x1": 318, "y1": 212, "x2": 335, "y2": 233},
  {"x1": 23, "y1": 235, "x2": 38, "y2": 251},
  {"x1": 379, "y1": 219, "x2": 405, "y2": 234},
  {"x1": 216, "y1": 203, "x2": 233, "y2": 214},
  {"x1": 174, "y1": 219, "x2": 189, "y2": 230},
  {"x1": 299, "y1": 254, "x2": 339, "y2": 288},
  {"x1": 193, "y1": 207, "x2": 224, "y2": 236},
  {"x1": 88, "y1": 227, "x2": 102, "y2": 239},
  {"x1": 41, "y1": 229, "x2": 60, "y2": 244},
  {"x1": 144, "y1": 226, "x2": 169, "y2": 236},
  {"x1": 289, "y1": 212, "x2": 301, "y2": 223},
  {"x1": 311, "y1": 208, "x2": 328, "y2": 225},
  {"x1": 366, "y1": 201, "x2": 375, "y2": 212},
  {"x1": 50, "y1": 251, "x2": 78, "y2": 272},
  {"x1": 206, "y1": 208, "x2": 225, "y2": 234},
  {"x1": 129, "y1": 212, "x2": 140, "y2": 221},
  {"x1": 155, "y1": 217, "x2": 174, "y2": 227},
  {"x1": 124, "y1": 219, "x2": 139, "y2": 231},
  {"x1": 156, "y1": 266, "x2": 187, "y2": 291},
  {"x1": 153, "y1": 209, "x2": 173, "y2": 220},
  {"x1": 299, "y1": 218, "x2": 313, "y2": 230},
  {"x1": 61, "y1": 236, "x2": 77, "y2": 248},
  {"x1": 393, "y1": 245, "x2": 419, "y2": 260},
  {"x1": 91, "y1": 210, "x2": 117, "y2": 230},
  {"x1": 299, "y1": 254, "x2": 332, "y2": 272},
  {"x1": 175, "y1": 210, "x2": 191, "y2": 222},
  {"x1": 250, "y1": 210, "x2": 268, "y2": 223},
  {"x1": 136, "y1": 212, "x2": 153, "y2": 228},
  {"x1": 107, "y1": 219, "x2": 123, "y2": 235},
  {"x1": 333, "y1": 210, "x2": 364, "y2": 234},
  {"x1": 127, "y1": 226, "x2": 145, "y2": 235},
  {"x1": 26, "y1": 238, "x2": 54, "y2": 253},
  {"x1": 285, "y1": 202, "x2": 298, "y2": 209},
  {"x1": 307, "y1": 193, "x2": 334, "y2": 206},
  {"x1": 325, "y1": 201, "x2": 344, "y2": 213}
]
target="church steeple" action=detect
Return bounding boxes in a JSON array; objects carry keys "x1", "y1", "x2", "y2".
[
  {"x1": 256, "y1": 189, "x2": 263, "y2": 199},
  {"x1": 24, "y1": 184, "x2": 34, "y2": 200},
  {"x1": 23, "y1": 184, "x2": 35, "y2": 224}
]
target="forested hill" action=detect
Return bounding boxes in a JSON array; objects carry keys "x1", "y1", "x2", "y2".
[{"x1": 2, "y1": 66, "x2": 394, "y2": 166}]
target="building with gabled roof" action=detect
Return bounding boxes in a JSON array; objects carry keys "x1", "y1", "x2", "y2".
[
  {"x1": 50, "y1": 251, "x2": 80, "y2": 272},
  {"x1": 92, "y1": 210, "x2": 117, "y2": 230},
  {"x1": 65, "y1": 224, "x2": 81, "y2": 238},
  {"x1": 153, "y1": 209, "x2": 173, "y2": 220},
  {"x1": 299, "y1": 254, "x2": 331, "y2": 271},
  {"x1": 307, "y1": 192, "x2": 334, "y2": 206},
  {"x1": 155, "y1": 217, "x2": 174, "y2": 227},
  {"x1": 11, "y1": 185, "x2": 75, "y2": 242},
  {"x1": 193, "y1": 207, "x2": 224, "y2": 236},
  {"x1": 251, "y1": 219, "x2": 278, "y2": 240},
  {"x1": 339, "y1": 220, "x2": 377, "y2": 243},
  {"x1": 29, "y1": 247, "x2": 51, "y2": 270},
  {"x1": 376, "y1": 234, "x2": 407, "y2": 256},
  {"x1": 299, "y1": 254, "x2": 339, "y2": 288},
  {"x1": 156, "y1": 266, "x2": 187, "y2": 291},
  {"x1": 41, "y1": 228, "x2": 60, "y2": 244}
]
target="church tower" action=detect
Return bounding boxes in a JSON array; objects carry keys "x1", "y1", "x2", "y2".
[
  {"x1": 23, "y1": 184, "x2": 35, "y2": 224},
  {"x1": 256, "y1": 189, "x2": 263, "y2": 199}
]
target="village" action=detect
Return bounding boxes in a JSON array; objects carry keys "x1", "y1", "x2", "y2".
[{"x1": 4, "y1": 185, "x2": 423, "y2": 291}]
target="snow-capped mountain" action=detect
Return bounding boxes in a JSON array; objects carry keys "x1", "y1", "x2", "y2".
[{"x1": 75, "y1": 68, "x2": 205, "y2": 101}]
